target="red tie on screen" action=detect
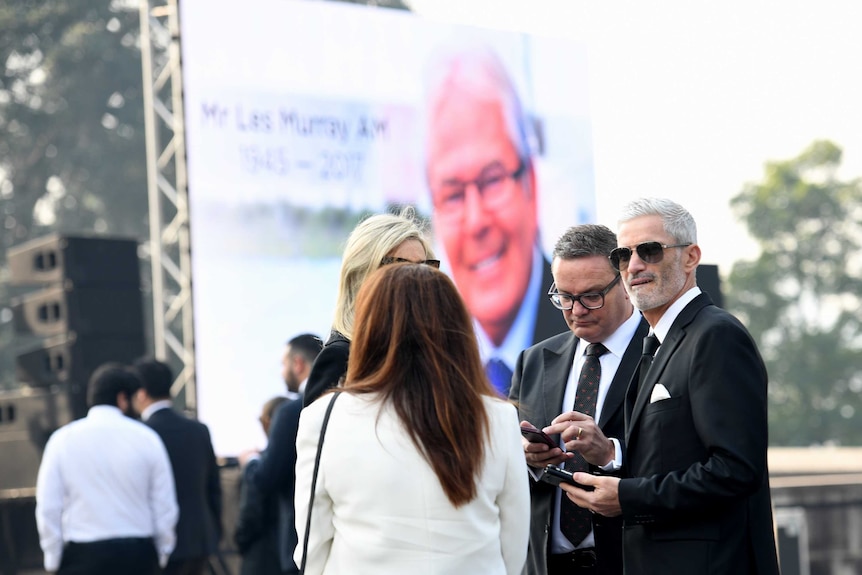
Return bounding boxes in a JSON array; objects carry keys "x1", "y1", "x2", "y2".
[{"x1": 560, "y1": 342, "x2": 607, "y2": 547}]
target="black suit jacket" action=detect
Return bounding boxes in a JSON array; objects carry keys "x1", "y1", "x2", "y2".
[
  {"x1": 247, "y1": 398, "x2": 304, "y2": 574},
  {"x1": 620, "y1": 293, "x2": 780, "y2": 575},
  {"x1": 510, "y1": 316, "x2": 648, "y2": 575},
  {"x1": 146, "y1": 407, "x2": 222, "y2": 561},
  {"x1": 303, "y1": 331, "x2": 350, "y2": 407}
]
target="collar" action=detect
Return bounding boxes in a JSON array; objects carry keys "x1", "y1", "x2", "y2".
[
  {"x1": 653, "y1": 286, "x2": 702, "y2": 343},
  {"x1": 590, "y1": 308, "x2": 641, "y2": 358},
  {"x1": 87, "y1": 405, "x2": 126, "y2": 419},
  {"x1": 142, "y1": 399, "x2": 173, "y2": 422}
]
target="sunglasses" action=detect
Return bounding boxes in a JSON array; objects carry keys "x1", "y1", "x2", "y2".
[
  {"x1": 380, "y1": 256, "x2": 441, "y2": 269},
  {"x1": 609, "y1": 242, "x2": 691, "y2": 271}
]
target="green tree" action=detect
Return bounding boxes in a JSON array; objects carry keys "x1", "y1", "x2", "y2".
[
  {"x1": 0, "y1": 1, "x2": 148, "y2": 388},
  {"x1": 727, "y1": 140, "x2": 862, "y2": 446}
]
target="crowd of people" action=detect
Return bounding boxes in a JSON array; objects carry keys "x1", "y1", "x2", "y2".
[
  {"x1": 33, "y1": 45, "x2": 780, "y2": 575},
  {"x1": 33, "y1": 197, "x2": 781, "y2": 575}
]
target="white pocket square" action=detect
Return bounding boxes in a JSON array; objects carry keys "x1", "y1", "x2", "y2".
[{"x1": 649, "y1": 383, "x2": 671, "y2": 403}]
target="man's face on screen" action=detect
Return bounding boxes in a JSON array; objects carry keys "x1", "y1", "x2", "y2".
[{"x1": 427, "y1": 92, "x2": 538, "y2": 346}]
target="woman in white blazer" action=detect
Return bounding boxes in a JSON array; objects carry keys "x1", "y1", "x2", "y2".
[{"x1": 295, "y1": 262, "x2": 530, "y2": 575}]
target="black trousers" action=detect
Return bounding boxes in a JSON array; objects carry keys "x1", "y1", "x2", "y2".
[
  {"x1": 548, "y1": 548, "x2": 598, "y2": 575},
  {"x1": 58, "y1": 537, "x2": 159, "y2": 575},
  {"x1": 164, "y1": 557, "x2": 209, "y2": 575}
]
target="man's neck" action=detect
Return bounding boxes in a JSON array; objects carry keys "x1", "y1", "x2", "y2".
[{"x1": 141, "y1": 399, "x2": 172, "y2": 421}]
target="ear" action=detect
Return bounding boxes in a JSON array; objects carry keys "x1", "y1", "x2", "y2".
[
  {"x1": 684, "y1": 244, "x2": 702, "y2": 273},
  {"x1": 116, "y1": 391, "x2": 129, "y2": 412}
]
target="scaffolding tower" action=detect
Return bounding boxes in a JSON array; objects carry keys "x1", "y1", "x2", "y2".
[{"x1": 139, "y1": 0, "x2": 196, "y2": 412}]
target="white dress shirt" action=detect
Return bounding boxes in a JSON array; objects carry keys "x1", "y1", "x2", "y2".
[
  {"x1": 550, "y1": 309, "x2": 642, "y2": 554},
  {"x1": 35, "y1": 405, "x2": 179, "y2": 571},
  {"x1": 295, "y1": 393, "x2": 530, "y2": 575}
]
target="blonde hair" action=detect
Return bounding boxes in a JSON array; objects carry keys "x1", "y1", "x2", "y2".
[{"x1": 332, "y1": 207, "x2": 434, "y2": 340}]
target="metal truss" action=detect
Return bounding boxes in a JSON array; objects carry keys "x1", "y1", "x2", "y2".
[{"x1": 139, "y1": 0, "x2": 196, "y2": 412}]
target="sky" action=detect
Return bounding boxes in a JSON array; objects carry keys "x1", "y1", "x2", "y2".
[{"x1": 408, "y1": 0, "x2": 862, "y2": 275}]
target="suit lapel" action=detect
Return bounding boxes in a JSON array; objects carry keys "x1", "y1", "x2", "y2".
[
  {"x1": 541, "y1": 334, "x2": 577, "y2": 425},
  {"x1": 600, "y1": 317, "x2": 649, "y2": 428},
  {"x1": 626, "y1": 294, "x2": 713, "y2": 444}
]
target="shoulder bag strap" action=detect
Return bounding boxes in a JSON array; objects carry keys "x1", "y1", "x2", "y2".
[{"x1": 299, "y1": 391, "x2": 342, "y2": 574}]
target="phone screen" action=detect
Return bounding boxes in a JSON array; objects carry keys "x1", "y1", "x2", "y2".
[
  {"x1": 520, "y1": 424, "x2": 558, "y2": 448},
  {"x1": 541, "y1": 466, "x2": 595, "y2": 491}
]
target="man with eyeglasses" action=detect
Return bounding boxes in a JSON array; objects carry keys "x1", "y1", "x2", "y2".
[
  {"x1": 554, "y1": 198, "x2": 780, "y2": 575},
  {"x1": 424, "y1": 45, "x2": 565, "y2": 396},
  {"x1": 510, "y1": 224, "x2": 648, "y2": 575}
]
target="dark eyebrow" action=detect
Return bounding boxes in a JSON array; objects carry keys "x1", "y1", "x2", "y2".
[{"x1": 439, "y1": 160, "x2": 508, "y2": 187}]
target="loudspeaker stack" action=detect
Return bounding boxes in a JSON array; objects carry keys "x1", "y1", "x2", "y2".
[{"x1": 0, "y1": 234, "x2": 146, "y2": 491}]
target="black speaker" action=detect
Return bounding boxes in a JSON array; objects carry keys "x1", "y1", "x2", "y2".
[
  {"x1": 0, "y1": 389, "x2": 75, "y2": 490},
  {"x1": 15, "y1": 335, "x2": 146, "y2": 392},
  {"x1": 11, "y1": 285, "x2": 144, "y2": 338},
  {"x1": 6, "y1": 233, "x2": 147, "y2": 415},
  {"x1": 7, "y1": 234, "x2": 140, "y2": 287},
  {"x1": 697, "y1": 264, "x2": 723, "y2": 308}
]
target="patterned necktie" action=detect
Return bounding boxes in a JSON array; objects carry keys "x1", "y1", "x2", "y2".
[
  {"x1": 485, "y1": 358, "x2": 513, "y2": 397},
  {"x1": 638, "y1": 333, "x2": 660, "y2": 390},
  {"x1": 560, "y1": 342, "x2": 608, "y2": 547}
]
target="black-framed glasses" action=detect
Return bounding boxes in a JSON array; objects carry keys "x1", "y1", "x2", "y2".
[
  {"x1": 547, "y1": 274, "x2": 621, "y2": 311},
  {"x1": 432, "y1": 160, "x2": 527, "y2": 218},
  {"x1": 609, "y1": 242, "x2": 692, "y2": 271},
  {"x1": 380, "y1": 256, "x2": 441, "y2": 269}
]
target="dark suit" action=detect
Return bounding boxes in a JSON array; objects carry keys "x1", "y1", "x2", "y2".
[
  {"x1": 620, "y1": 293, "x2": 780, "y2": 575},
  {"x1": 246, "y1": 398, "x2": 304, "y2": 574},
  {"x1": 145, "y1": 408, "x2": 222, "y2": 575},
  {"x1": 511, "y1": 317, "x2": 648, "y2": 575},
  {"x1": 235, "y1": 454, "x2": 283, "y2": 575}
]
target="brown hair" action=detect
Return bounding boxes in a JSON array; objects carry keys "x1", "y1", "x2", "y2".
[{"x1": 345, "y1": 263, "x2": 495, "y2": 506}]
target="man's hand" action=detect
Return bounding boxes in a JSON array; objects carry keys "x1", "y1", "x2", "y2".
[
  {"x1": 559, "y1": 473, "x2": 622, "y2": 517},
  {"x1": 238, "y1": 448, "x2": 261, "y2": 468},
  {"x1": 520, "y1": 420, "x2": 573, "y2": 468},
  {"x1": 545, "y1": 411, "x2": 615, "y2": 467}
]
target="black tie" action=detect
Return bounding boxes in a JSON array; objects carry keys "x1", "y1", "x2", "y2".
[
  {"x1": 638, "y1": 333, "x2": 660, "y2": 390},
  {"x1": 560, "y1": 342, "x2": 608, "y2": 547}
]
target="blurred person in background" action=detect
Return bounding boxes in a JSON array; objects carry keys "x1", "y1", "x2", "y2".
[
  {"x1": 303, "y1": 207, "x2": 437, "y2": 406},
  {"x1": 240, "y1": 333, "x2": 323, "y2": 574},
  {"x1": 133, "y1": 357, "x2": 222, "y2": 575},
  {"x1": 36, "y1": 362, "x2": 178, "y2": 575},
  {"x1": 294, "y1": 262, "x2": 530, "y2": 574},
  {"x1": 235, "y1": 395, "x2": 290, "y2": 575},
  {"x1": 425, "y1": 44, "x2": 565, "y2": 396},
  {"x1": 281, "y1": 333, "x2": 323, "y2": 401}
]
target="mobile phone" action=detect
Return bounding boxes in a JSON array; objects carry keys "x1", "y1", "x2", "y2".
[
  {"x1": 540, "y1": 466, "x2": 595, "y2": 491},
  {"x1": 520, "y1": 424, "x2": 558, "y2": 449}
]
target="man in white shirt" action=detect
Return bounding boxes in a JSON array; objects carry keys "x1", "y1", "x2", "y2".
[{"x1": 35, "y1": 362, "x2": 178, "y2": 575}]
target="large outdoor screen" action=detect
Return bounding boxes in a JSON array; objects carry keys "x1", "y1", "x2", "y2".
[{"x1": 180, "y1": 0, "x2": 594, "y2": 455}]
